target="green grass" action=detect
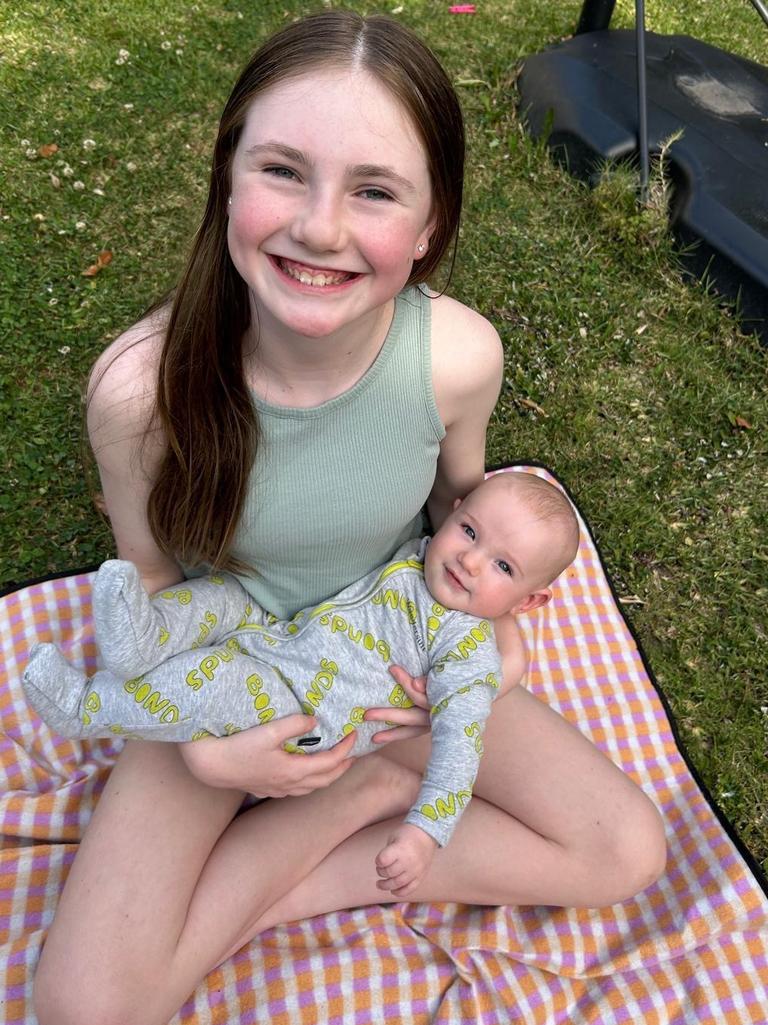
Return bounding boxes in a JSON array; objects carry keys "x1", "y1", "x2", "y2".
[{"x1": 1, "y1": 0, "x2": 767, "y2": 870}]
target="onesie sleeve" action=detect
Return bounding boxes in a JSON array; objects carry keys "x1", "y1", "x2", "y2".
[{"x1": 404, "y1": 613, "x2": 502, "y2": 846}]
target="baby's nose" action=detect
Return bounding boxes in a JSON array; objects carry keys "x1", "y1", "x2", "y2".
[{"x1": 459, "y1": 549, "x2": 482, "y2": 575}]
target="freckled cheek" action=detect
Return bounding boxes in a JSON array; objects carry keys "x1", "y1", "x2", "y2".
[{"x1": 360, "y1": 218, "x2": 423, "y2": 270}]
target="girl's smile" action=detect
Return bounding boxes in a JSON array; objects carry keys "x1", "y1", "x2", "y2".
[{"x1": 269, "y1": 255, "x2": 361, "y2": 291}]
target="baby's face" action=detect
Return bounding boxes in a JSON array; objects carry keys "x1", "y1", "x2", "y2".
[{"x1": 423, "y1": 483, "x2": 554, "y2": 620}]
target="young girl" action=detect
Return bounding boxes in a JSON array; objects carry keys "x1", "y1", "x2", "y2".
[{"x1": 33, "y1": 12, "x2": 666, "y2": 1025}]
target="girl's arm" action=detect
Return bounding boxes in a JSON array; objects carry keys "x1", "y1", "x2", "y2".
[
  {"x1": 427, "y1": 294, "x2": 504, "y2": 528},
  {"x1": 87, "y1": 321, "x2": 183, "y2": 594}
]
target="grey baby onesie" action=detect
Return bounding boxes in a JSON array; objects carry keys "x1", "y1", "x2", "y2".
[{"x1": 23, "y1": 540, "x2": 501, "y2": 845}]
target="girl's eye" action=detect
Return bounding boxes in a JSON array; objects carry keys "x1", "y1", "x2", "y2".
[
  {"x1": 462, "y1": 524, "x2": 476, "y2": 540},
  {"x1": 497, "y1": 560, "x2": 512, "y2": 576},
  {"x1": 357, "y1": 187, "x2": 394, "y2": 202},
  {"x1": 265, "y1": 166, "x2": 299, "y2": 181}
]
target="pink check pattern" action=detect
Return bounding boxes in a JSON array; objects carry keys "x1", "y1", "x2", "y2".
[{"x1": 2, "y1": 467, "x2": 767, "y2": 1024}]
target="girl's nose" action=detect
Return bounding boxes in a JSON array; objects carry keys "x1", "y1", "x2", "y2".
[{"x1": 290, "y1": 188, "x2": 345, "y2": 253}]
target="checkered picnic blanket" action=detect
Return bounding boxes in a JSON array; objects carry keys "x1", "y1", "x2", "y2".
[{"x1": 2, "y1": 467, "x2": 767, "y2": 1024}]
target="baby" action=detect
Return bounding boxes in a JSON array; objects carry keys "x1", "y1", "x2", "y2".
[{"x1": 24, "y1": 471, "x2": 579, "y2": 893}]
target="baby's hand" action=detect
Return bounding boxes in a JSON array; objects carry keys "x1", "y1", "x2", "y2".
[{"x1": 375, "y1": 823, "x2": 438, "y2": 898}]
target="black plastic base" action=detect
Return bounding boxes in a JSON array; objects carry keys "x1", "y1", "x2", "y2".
[{"x1": 518, "y1": 30, "x2": 768, "y2": 342}]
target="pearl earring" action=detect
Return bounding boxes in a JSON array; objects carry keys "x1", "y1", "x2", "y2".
[
  {"x1": 417, "y1": 243, "x2": 425, "y2": 253},
  {"x1": 228, "y1": 196, "x2": 232, "y2": 206}
]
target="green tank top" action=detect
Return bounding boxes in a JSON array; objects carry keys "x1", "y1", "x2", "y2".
[{"x1": 230, "y1": 287, "x2": 446, "y2": 619}]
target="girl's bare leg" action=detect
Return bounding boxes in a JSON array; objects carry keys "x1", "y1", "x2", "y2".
[
  {"x1": 34, "y1": 741, "x2": 421, "y2": 1025},
  {"x1": 233, "y1": 686, "x2": 667, "y2": 942}
]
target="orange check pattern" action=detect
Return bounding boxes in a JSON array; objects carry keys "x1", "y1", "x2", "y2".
[{"x1": 2, "y1": 467, "x2": 767, "y2": 1024}]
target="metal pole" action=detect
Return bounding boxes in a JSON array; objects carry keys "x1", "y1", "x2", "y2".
[
  {"x1": 636, "y1": 0, "x2": 650, "y2": 205},
  {"x1": 576, "y1": 0, "x2": 618, "y2": 34},
  {"x1": 747, "y1": 0, "x2": 768, "y2": 29}
]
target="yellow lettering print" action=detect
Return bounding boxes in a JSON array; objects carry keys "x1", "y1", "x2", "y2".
[
  {"x1": 81, "y1": 690, "x2": 101, "y2": 726},
  {"x1": 433, "y1": 620, "x2": 493, "y2": 673},
  {"x1": 317, "y1": 616, "x2": 390, "y2": 662},
  {"x1": 236, "y1": 604, "x2": 253, "y2": 630},
  {"x1": 419, "y1": 788, "x2": 473, "y2": 821},
  {"x1": 192, "y1": 611, "x2": 218, "y2": 648},
  {"x1": 122, "y1": 675, "x2": 180, "y2": 723},
  {"x1": 337, "y1": 705, "x2": 367, "y2": 739},
  {"x1": 303, "y1": 659, "x2": 339, "y2": 710},
  {"x1": 245, "y1": 673, "x2": 277, "y2": 724},
  {"x1": 191, "y1": 729, "x2": 215, "y2": 741},
  {"x1": 157, "y1": 588, "x2": 192, "y2": 606},
  {"x1": 464, "y1": 721, "x2": 484, "y2": 755},
  {"x1": 426, "y1": 602, "x2": 446, "y2": 649},
  {"x1": 209, "y1": 575, "x2": 225, "y2": 585},
  {"x1": 158, "y1": 627, "x2": 170, "y2": 647},
  {"x1": 108, "y1": 724, "x2": 142, "y2": 738},
  {"x1": 387, "y1": 683, "x2": 414, "y2": 709},
  {"x1": 371, "y1": 588, "x2": 419, "y2": 625}
]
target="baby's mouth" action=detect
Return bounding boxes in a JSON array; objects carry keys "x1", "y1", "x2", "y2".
[
  {"x1": 446, "y1": 567, "x2": 468, "y2": 592},
  {"x1": 275, "y1": 257, "x2": 358, "y2": 288}
]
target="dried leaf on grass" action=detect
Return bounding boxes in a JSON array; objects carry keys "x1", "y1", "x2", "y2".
[{"x1": 82, "y1": 250, "x2": 113, "y2": 277}]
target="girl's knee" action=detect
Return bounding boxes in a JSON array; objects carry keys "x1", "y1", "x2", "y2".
[
  {"x1": 595, "y1": 792, "x2": 667, "y2": 905},
  {"x1": 34, "y1": 959, "x2": 153, "y2": 1025}
]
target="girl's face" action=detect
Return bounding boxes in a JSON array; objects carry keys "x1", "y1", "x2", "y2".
[{"x1": 227, "y1": 66, "x2": 435, "y2": 341}]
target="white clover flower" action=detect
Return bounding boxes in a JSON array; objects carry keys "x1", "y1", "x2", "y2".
[
  {"x1": 73, "y1": 180, "x2": 85, "y2": 190},
  {"x1": 175, "y1": 49, "x2": 183, "y2": 56},
  {"x1": 123, "y1": 102, "x2": 135, "y2": 110},
  {"x1": 161, "y1": 40, "x2": 172, "y2": 50},
  {"x1": 82, "y1": 138, "x2": 96, "y2": 150},
  {"x1": 58, "y1": 346, "x2": 71, "y2": 355},
  {"x1": 75, "y1": 221, "x2": 87, "y2": 231},
  {"x1": 49, "y1": 298, "x2": 59, "y2": 306},
  {"x1": 61, "y1": 163, "x2": 74, "y2": 177},
  {"x1": 25, "y1": 148, "x2": 38, "y2": 159},
  {"x1": 21, "y1": 138, "x2": 30, "y2": 147},
  {"x1": 125, "y1": 161, "x2": 138, "y2": 172},
  {"x1": 93, "y1": 187, "x2": 105, "y2": 196}
]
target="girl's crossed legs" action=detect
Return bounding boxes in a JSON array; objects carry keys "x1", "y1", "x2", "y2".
[{"x1": 34, "y1": 686, "x2": 666, "y2": 1025}]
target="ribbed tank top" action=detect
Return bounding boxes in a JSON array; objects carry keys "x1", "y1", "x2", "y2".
[{"x1": 230, "y1": 287, "x2": 446, "y2": 619}]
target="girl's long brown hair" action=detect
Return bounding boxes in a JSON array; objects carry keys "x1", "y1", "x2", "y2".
[{"x1": 146, "y1": 10, "x2": 465, "y2": 572}]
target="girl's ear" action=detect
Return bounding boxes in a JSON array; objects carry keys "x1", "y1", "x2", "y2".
[
  {"x1": 512, "y1": 588, "x2": 552, "y2": 616},
  {"x1": 452, "y1": 497, "x2": 462, "y2": 511}
]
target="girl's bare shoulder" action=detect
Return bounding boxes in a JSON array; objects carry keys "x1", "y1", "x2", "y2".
[
  {"x1": 87, "y1": 309, "x2": 167, "y2": 442},
  {"x1": 428, "y1": 292, "x2": 503, "y2": 407}
]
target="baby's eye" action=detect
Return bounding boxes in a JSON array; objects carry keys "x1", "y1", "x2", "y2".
[
  {"x1": 462, "y1": 524, "x2": 476, "y2": 540},
  {"x1": 357, "y1": 187, "x2": 394, "y2": 201},
  {"x1": 497, "y1": 560, "x2": 512, "y2": 575}
]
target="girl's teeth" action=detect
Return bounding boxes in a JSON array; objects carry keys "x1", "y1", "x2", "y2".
[{"x1": 281, "y1": 260, "x2": 349, "y2": 287}]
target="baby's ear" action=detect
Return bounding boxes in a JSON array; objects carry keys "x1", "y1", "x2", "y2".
[
  {"x1": 513, "y1": 588, "x2": 552, "y2": 616},
  {"x1": 452, "y1": 497, "x2": 462, "y2": 511}
]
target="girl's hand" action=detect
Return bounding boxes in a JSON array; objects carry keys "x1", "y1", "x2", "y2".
[
  {"x1": 375, "y1": 822, "x2": 437, "y2": 898},
  {"x1": 179, "y1": 714, "x2": 357, "y2": 798},
  {"x1": 365, "y1": 665, "x2": 431, "y2": 745}
]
